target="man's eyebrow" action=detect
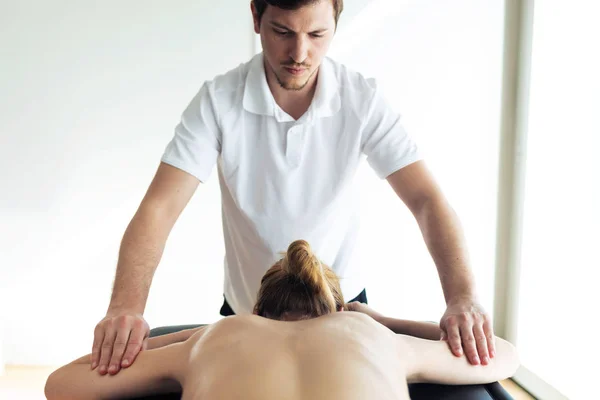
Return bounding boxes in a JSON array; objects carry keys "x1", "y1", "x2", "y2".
[{"x1": 269, "y1": 21, "x2": 328, "y2": 33}]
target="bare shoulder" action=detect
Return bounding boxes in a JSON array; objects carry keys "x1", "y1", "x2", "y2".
[
  {"x1": 208, "y1": 315, "x2": 267, "y2": 331},
  {"x1": 338, "y1": 311, "x2": 397, "y2": 331},
  {"x1": 339, "y1": 311, "x2": 380, "y2": 323},
  {"x1": 185, "y1": 313, "x2": 392, "y2": 345},
  {"x1": 301, "y1": 312, "x2": 397, "y2": 341},
  {"x1": 186, "y1": 315, "x2": 266, "y2": 344}
]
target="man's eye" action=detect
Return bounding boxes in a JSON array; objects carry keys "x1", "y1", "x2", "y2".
[
  {"x1": 310, "y1": 33, "x2": 324, "y2": 38},
  {"x1": 274, "y1": 30, "x2": 290, "y2": 36}
]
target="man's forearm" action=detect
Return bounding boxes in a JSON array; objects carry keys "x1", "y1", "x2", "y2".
[
  {"x1": 415, "y1": 198, "x2": 477, "y2": 303},
  {"x1": 109, "y1": 208, "x2": 169, "y2": 313}
]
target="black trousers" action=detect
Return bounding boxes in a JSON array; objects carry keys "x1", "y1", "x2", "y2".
[{"x1": 219, "y1": 289, "x2": 368, "y2": 316}]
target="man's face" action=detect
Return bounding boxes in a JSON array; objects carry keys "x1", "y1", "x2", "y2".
[{"x1": 252, "y1": 0, "x2": 336, "y2": 91}]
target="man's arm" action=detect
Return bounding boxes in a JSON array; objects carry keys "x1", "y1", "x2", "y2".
[
  {"x1": 386, "y1": 161, "x2": 475, "y2": 303},
  {"x1": 111, "y1": 162, "x2": 201, "y2": 314},
  {"x1": 386, "y1": 161, "x2": 495, "y2": 365},
  {"x1": 45, "y1": 342, "x2": 186, "y2": 400},
  {"x1": 92, "y1": 162, "x2": 200, "y2": 374},
  {"x1": 400, "y1": 334, "x2": 519, "y2": 385}
]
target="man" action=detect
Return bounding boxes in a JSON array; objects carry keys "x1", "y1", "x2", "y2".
[{"x1": 91, "y1": 0, "x2": 495, "y2": 376}]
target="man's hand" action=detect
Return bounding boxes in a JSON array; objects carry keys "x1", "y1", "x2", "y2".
[
  {"x1": 439, "y1": 298, "x2": 495, "y2": 366},
  {"x1": 91, "y1": 311, "x2": 149, "y2": 375},
  {"x1": 346, "y1": 301, "x2": 385, "y2": 322}
]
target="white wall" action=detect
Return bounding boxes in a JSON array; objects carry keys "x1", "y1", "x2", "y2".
[
  {"x1": 0, "y1": 0, "x2": 255, "y2": 366},
  {"x1": 0, "y1": 0, "x2": 504, "y2": 366}
]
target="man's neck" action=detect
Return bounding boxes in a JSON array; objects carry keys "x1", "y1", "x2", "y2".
[{"x1": 265, "y1": 64, "x2": 319, "y2": 120}]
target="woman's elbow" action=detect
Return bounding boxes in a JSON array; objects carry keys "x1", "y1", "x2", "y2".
[
  {"x1": 507, "y1": 341, "x2": 521, "y2": 376},
  {"x1": 495, "y1": 337, "x2": 521, "y2": 379},
  {"x1": 44, "y1": 367, "x2": 86, "y2": 400},
  {"x1": 44, "y1": 369, "x2": 62, "y2": 400}
]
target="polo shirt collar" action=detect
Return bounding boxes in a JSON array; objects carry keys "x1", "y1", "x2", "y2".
[{"x1": 243, "y1": 52, "x2": 341, "y2": 122}]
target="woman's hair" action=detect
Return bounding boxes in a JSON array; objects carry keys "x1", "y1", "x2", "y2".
[
  {"x1": 254, "y1": 239, "x2": 346, "y2": 320},
  {"x1": 252, "y1": 0, "x2": 344, "y2": 26}
]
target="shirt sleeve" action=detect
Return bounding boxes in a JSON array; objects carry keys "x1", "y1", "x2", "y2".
[
  {"x1": 161, "y1": 82, "x2": 221, "y2": 183},
  {"x1": 360, "y1": 79, "x2": 422, "y2": 179}
]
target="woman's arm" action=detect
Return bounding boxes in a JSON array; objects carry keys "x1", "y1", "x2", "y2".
[
  {"x1": 379, "y1": 316, "x2": 442, "y2": 340},
  {"x1": 45, "y1": 339, "x2": 189, "y2": 400},
  {"x1": 346, "y1": 302, "x2": 442, "y2": 340},
  {"x1": 147, "y1": 325, "x2": 207, "y2": 350},
  {"x1": 399, "y1": 334, "x2": 520, "y2": 385}
]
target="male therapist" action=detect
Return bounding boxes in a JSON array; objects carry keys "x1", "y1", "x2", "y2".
[{"x1": 91, "y1": 0, "x2": 496, "y2": 376}]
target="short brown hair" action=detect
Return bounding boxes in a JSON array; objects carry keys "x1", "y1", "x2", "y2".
[
  {"x1": 254, "y1": 240, "x2": 345, "y2": 320},
  {"x1": 252, "y1": 0, "x2": 344, "y2": 26}
]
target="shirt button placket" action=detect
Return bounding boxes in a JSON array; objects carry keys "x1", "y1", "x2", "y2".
[{"x1": 286, "y1": 125, "x2": 304, "y2": 167}]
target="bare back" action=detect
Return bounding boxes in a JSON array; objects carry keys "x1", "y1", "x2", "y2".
[{"x1": 179, "y1": 312, "x2": 410, "y2": 400}]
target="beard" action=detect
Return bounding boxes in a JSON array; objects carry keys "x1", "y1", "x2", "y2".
[{"x1": 271, "y1": 63, "x2": 317, "y2": 91}]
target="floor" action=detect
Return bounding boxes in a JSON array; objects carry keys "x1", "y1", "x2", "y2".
[
  {"x1": 500, "y1": 378, "x2": 537, "y2": 400},
  {"x1": 1, "y1": 365, "x2": 536, "y2": 399}
]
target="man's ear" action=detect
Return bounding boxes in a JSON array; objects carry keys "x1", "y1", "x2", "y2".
[{"x1": 250, "y1": 1, "x2": 261, "y2": 34}]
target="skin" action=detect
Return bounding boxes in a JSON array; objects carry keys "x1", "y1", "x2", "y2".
[
  {"x1": 91, "y1": 0, "x2": 495, "y2": 376},
  {"x1": 47, "y1": 307, "x2": 519, "y2": 400}
]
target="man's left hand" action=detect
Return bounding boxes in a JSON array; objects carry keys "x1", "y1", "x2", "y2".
[{"x1": 439, "y1": 298, "x2": 495, "y2": 366}]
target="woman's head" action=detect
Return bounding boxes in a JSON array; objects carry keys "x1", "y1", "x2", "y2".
[{"x1": 254, "y1": 239, "x2": 345, "y2": 320}]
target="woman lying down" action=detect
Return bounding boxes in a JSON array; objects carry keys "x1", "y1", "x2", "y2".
[{"x1": 45, "y1": 240, "x2": 519, "y2": 400}]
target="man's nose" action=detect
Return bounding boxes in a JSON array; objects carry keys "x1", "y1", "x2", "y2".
[{"x1": 289, "y1": 36, "x2": 309, "y2": 65}]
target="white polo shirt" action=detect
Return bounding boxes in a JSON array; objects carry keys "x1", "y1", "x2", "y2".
[{"x1": 161, "y1": 52, "x2": 421, "y2": 314}]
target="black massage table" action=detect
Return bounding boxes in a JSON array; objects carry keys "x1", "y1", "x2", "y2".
[{"x1": 126, "y1": 325, "x2": 514, "y2": 400}]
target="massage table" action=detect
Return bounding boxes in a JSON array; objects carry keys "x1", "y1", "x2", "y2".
[{"x1": 125, "y1": 325, "x2": 514, "y2": 400}]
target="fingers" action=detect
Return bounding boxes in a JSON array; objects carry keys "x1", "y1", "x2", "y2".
[
  {"x1": 108, "y1": 326, "x2": 131, "y2": 375},
  {"x1": 483, "y1": 316, "x2": 496, "y2": 358},
  {"x1": 473, "y1": 319, "x2": 490, "y2": 365},
  {"x1": 92, "y1": 314, "x2": 149, "y2": 374},
  {"x1": 459, "y1": 318, "x2": 480, "y2": 365},
  {"x1": 91, "y1": 325, "x2": 105, "y2": 370},
  {"x1": 444, "y1": 318, "x2": 463, "y2": 358},
  {"x1": 98, "y1": 327, "x2": 117, "y2": 375},
  {"x1": 442, "y1": 302, "x2": 495, "y2": 365},
  {"x1": 121, "y1": 321, "x2": 149, "y2": 369}
]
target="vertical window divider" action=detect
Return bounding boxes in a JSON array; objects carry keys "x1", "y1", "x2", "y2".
[
  {"x1": 494, "y1": 1, "x2": 569, "y2": 398},
  {"x1": 493, "y1": 0, "x2": 534, "y2": 346}
]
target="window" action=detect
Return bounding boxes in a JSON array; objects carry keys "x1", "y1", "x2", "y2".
[{"x1": 516, "y1": 1, "x2": 600, "y2": 398}]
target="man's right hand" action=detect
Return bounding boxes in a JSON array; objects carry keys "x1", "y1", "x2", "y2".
[{"x1": 91, "y1": 311, "x2": 149, "y2": 375}]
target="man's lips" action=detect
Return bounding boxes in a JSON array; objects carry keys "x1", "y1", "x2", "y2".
[{"x1": 284, "y1": 67, "x2": 307, "y2": 75}]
